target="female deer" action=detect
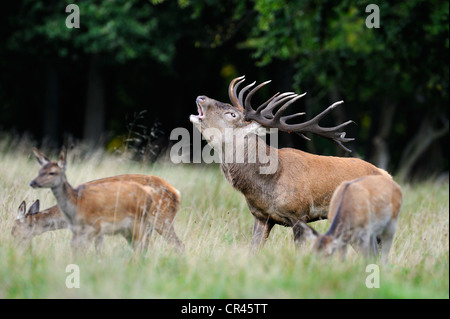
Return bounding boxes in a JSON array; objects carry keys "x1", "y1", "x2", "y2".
[
  {"x1": 13, "y1": 174, "x2": 183, "y2": 251},
  {"x1": 30, "y1": 147, "x2": 184, "y2": 254},
  {"x1": 299, "y1": 175, "x2": 403, "y2": 262}
]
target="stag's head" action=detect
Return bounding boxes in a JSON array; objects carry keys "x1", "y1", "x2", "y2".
[{"x1": 190, "y1": 76, "x2": 355, "y2": 152}]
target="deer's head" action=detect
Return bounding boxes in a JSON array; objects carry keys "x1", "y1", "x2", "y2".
[
  {"x1": 190, "y1": 76, "x2": 355, "y2": 152},
  {"x1": 30, "y1": 147, "x2": 67, "y2": 189},
  {"x1": 190, "y1": 95, "x2": 263, "y2": 150},
  {"x1": 299, "y1": 221, "x2": 344, "y2": 257},
  {"x1": 11, "y1": 200, "x2": 40, "y2": 243}
]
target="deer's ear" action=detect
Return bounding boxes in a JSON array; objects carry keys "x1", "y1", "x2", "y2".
[
  {"x1": 57, "y1": 146, "x2": 67, "y2": 170},
  {"x1": 332, "y1": 238, "x2": 345, "y2": 249},
  {"x1": 17, "y1": 201, "x2": 26, "y2": 219},
  {"x1": 27, "y1": 200, "x2": 40, "y2": 215},
  {"x1": 298, "y1": 221, "x2": 319, "y2": 240},
  {"x1": 32, "y1": 147, "x2": 50, "y2": 166}
]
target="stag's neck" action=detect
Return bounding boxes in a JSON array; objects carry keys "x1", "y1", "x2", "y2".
[
  {"x1": 51, "y1": 176, "x2": 78, "y2": 223},
  {"x1": 220, "y1": 134, "x2": 280, "y2": 197}
]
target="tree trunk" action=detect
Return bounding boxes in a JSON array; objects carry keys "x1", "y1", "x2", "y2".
[
  {"x1": 83, "y1": 56, "x2": 105, "y2": 145},
  {"x1": 370, "y1": 100, "x2": 396, "y2": 171},
  {"x1": 397, "y1": 116, "x2": 449, "y2": 182}
]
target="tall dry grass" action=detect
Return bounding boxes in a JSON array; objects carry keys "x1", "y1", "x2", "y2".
[{"x1": 0, "y1": 136, "x2": 448, "y2": 298}]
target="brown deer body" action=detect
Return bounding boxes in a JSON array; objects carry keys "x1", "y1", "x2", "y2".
[
  {"x1": 12, "y1": 174, "x2": 181, "y2": 249},
  {"x1": 30, "y1": 148, "x2": 184, "y2": 254},
  {"x1": 190, "y1": 76, "x2": 389, "y2": 252},
  {"x1": 300, "y1": 175, "x2": 403, "y2": 262}
]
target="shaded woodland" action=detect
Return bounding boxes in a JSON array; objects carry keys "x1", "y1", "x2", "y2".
[{"x1": 0, "y1": 0, "x2": 448, "y2": 181}]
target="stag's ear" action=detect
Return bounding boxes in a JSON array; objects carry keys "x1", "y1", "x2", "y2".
[
  {"x1": 27, "y1": 200, "x2": 40, "y2": 215},
  {"x1": 33, "y1": 147, "x2": 50, "y2": 166},
  {"x1": 57, "y1": 146, "x2": 67, "y2": 170},
  {"x1": 17, "y1": 201, "x2": 27, "y2": 219},
  {"x1": 298, "y1": 221, "x2": 319, "y2": 240}
]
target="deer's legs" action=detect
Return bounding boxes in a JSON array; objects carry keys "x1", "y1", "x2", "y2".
[
  {"x1": 250, "y1": 217, "x2": 274, "y2": 254},
  {"x1": 94, "y1": 235, "x2": 104, "y2": 254},
  {"x1": 379, "y1": 219, "x2": 398, "y2": 264},
  {"x1": 154, "y1": 219, "x2": 185, "y2": 254},
  {"x1": 292, "y1": 220, "x2": 309, "y2": 248},
  {"x1": 70, "y1": 225, "x2": 97, "y2": 257},
  {"x1": 147, "y1": 213, "x2": 184, "y2": 254}
]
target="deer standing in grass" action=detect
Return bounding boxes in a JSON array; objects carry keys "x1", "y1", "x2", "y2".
[
  {"x1": 190, "y1": 76, "x2": 390, "y2": 252},
  {"x1": 29, "y1": 148, "x2": 184, "y2": 254},
  {"x1": 299, "y1": 175, "x2": 403, "y2": 263},
  {"x1": 13, "y1": 174, "x2": 182, "y2": 249}
]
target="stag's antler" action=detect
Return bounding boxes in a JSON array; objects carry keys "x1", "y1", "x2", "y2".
[{"x1": 228, "y1": 76, "x2": 355, "y2": 152}]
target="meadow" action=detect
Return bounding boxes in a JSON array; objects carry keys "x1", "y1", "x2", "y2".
[{"x1": 0, "y1": 136, "x2": 448, "y2": 299}]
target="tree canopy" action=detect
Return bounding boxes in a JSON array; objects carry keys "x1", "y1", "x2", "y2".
[{"x1": 0, "y1": 0, "x2": 448, "y2": 181}]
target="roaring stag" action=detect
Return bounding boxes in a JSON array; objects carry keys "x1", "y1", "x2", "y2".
[{"x1": 190, "y1": 76, "x2": 390, "y2": 252}]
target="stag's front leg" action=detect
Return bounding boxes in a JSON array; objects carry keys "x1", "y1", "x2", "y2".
[
  {"x1": 292, "y1": 218, "x2": 310, "y2": 248},
  {"x1": 250, "y1": 217, "x2": 274, "y2": 254}
]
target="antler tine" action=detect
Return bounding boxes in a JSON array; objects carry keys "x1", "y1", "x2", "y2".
[
  {"x1": 254, "y1": 92, "x2": 280, "y2": 114},
  {"x1": 289, "y1": 105, "x2": 355, "y2": 152},
  {"x1": 228, "y1": 77, "x2": 355, "y2": 152},
  {"x1": 297, "y1": 100, "x2": 345, "y2": 127},
  {"x1": 280, "y1": 112, "x2": 306, "y2": 125},
  {"x1": 244, "y1": 80, "x2": 274, "y2": 115},
  {"x1": 261, "y1": 92, "x2": 297, "y2": 118},
  {"x1": 238, "y1": 81, "x2": 256, "y2": 108},
  {"x1": 228, "y1": 76, "x2": 246, "y2": 109},
  {"x1": 272, "y1": 92, "x2": 307, "y2": 122}
]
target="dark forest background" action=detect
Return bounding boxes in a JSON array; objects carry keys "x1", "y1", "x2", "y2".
[{"x1": 0, "y1": 0, "x2": 448, "y2": 182}]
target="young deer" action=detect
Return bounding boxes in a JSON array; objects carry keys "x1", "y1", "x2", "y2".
[
  {"x1": 11, "y1": 200, "x2": 68, "y2": 245},
  {"x1": 12, "y1": 174, "x2": 182, "y2": 249},
  {"x1": 191, "y1": 76, "x2": 391, "y2": 252},
  {"x1": 299, "y1": 175, "x2": 403, "y2": 262},
  {"x1": 29, "y1": 147, "x2": 184, "y2": 254}
]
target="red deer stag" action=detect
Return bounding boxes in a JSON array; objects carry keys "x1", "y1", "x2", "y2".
[
  {"x1": 299, "y1": 175, "x2": 402, "y2": 263},
  {"x1": 13, "y1": 174, "x2": 182, "y2": 249},
  {"x1": 30, "y1": 148, "x2": 184, "y2": 254},
  {"x1": 190, "y1": 76, "x2": 390, "y2": 252}
]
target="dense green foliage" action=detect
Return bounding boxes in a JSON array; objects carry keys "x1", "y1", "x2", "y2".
[{"x1": 0, "y1": 0, "x2": 448, "y2": 179}]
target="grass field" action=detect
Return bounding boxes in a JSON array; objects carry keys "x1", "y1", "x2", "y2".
[{"x1": 0, "y1": 137, "x2": 448, "y2": 299}]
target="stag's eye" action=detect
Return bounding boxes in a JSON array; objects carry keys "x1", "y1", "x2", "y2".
[
  {"x1": 226, "y1": 112, "x2": 236, "y2": 118},
  {"x1": 49, "y1": 172, "x2": 56, "y2": 175}
]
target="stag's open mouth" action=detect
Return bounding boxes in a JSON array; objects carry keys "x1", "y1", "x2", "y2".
[
  {"x1": 190, "y1": 107, "x2": 204, "y2": 122},
  {"x1": 190, "y1": 103, "x2": 205, "y2": 123},
  {"x1": 196, "y1": 104, "x2": 204, "y2": 119}
]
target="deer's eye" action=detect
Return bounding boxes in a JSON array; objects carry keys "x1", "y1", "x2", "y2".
[
  {"x1": 226, "y1": 112, "x2": 236, "y2": 118},
  {"x1": 49, "y1": 172, "x2": 56, "y2": 176}
]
